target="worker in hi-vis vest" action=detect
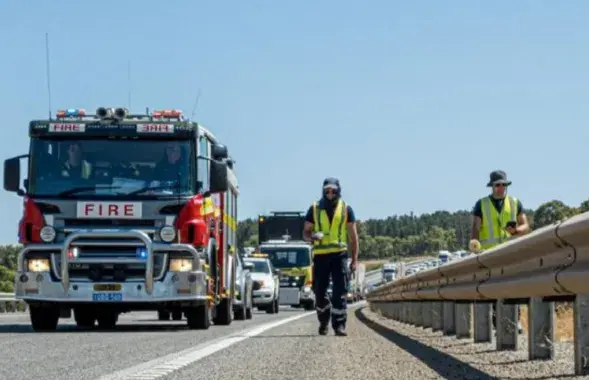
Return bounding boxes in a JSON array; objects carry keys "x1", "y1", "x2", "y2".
[
  {"x1": 470, "y1": 170, "x2": 530, "y2": 334},
  {"x1": 61, "y1": 142, "x2": 92, "y2": 179},
  {"x1": 303, "y1": 177, "x2": 359, "y2": 337}
]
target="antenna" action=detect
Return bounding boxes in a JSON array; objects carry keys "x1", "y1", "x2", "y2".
[
  {"x1": 127, "y1": 60, "x2": 132, "y2": 110},
  {"x1": 45, "y1": 33, "x2": 53, "y2": 119},
  {"x1": 190, "y1": 88, "x2": 202, "y2": 119}
]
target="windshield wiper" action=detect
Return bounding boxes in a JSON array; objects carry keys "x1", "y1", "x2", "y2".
[
  {"x1": 57, "y1": 186, "x2": 123, "y2": 197},
  {"x1": 126, "y1": 185, "x2": 189, "y2": 196}
]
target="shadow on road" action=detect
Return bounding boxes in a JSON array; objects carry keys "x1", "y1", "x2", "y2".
[
  {"x1": 354, "y1": 307, "x2": 494, "y2": 380},
  {"x1": 0, "y1": 323, "x2": 193, "y2": 333}
]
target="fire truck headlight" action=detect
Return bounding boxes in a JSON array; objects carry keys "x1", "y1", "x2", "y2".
[
  {"x1": 40, "y1": 226, "x2": 56, "y2": 243},
  {"x1": 159, "y1": 226, "x2": 176, "y2": 243},
  {"x1": 169, "y1": 258, "x2": 192, "y2": 272},
  {"x1": 27, "y1": 258, "x2": 50, "y2": 272}
]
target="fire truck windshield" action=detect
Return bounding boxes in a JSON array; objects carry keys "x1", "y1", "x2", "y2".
[
  {"x1": 28, "y1": 138, "x2": 196, "y2": 198},
  {"x1": 260, "y1": 247, "x2": 311, "y2": 268}
]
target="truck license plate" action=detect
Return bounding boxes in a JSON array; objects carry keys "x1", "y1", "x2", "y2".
[{"x1": 92, "y1": 292, "x2": 123, "y2": 301}]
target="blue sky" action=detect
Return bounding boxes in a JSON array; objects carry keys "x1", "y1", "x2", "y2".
[{"x1": 0, "y1": 1, "x2": 588, "y2": 243}]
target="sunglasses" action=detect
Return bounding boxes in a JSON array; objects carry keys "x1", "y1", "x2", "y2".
[
  {"x1": 324, "y1": 188, "x2": 338, "y2": 194},
  {"x1": 493, "y1": 183, "x2": 507, "y2": 188}
]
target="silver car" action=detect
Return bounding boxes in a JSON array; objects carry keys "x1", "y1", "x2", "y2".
[
  {"x1": 244, "y1": 256, "x2": 280, "y2": 314},
  {"x1": 233, "y1": 254, "x2": 254, "y2": 320}
]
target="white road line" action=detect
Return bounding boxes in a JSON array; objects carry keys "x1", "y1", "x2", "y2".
[{"x1": 95, "y1": 311, "x2": 315, "y2": 380}]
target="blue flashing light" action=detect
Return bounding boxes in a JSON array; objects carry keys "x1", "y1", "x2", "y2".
[
  {"x1": 136, "y1": 248, "x2": 148, "y2": 259},
  {"x1": 56, "y1": 108, "x2": 87, "y2": 118}
]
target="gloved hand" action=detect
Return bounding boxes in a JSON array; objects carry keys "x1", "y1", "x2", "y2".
[{"x1": 311, "y1": 232, "x2": 324, "y2": 241}]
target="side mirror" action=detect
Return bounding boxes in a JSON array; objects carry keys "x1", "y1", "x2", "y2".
[
  {"x1": 273, "y1": 268, "x2": 280, "y2": 275},
  {"x1": 209, "y1": 160, "x2": 229, "y2": 193},
  {"x1": 253, "y1": 282, "x2": 262, "y2": 291},
  {"x1": 211, "y1": 144, "x2": 228, "y2": 161},
  {"x1": 4, "y1": 156, "x2": 25, "y2": 196},
  {"x1": 243, "y1": 262, "x2": 254, "y2": 271}
]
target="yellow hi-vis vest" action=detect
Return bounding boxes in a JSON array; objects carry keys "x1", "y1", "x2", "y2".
[
  {"x1": 312, "y1": 199, "x2": 348, "y2": 255},
  {"x1": 479, "y1": 195, "x2": 518, "y2": 250},
  {"x1": 61, "y1": 160, "x2": 92, "y2": 179}
]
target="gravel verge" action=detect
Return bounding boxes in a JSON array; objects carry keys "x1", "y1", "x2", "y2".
[{"x1": 361, "y1": 306, "x2": 580, "y2": 379}]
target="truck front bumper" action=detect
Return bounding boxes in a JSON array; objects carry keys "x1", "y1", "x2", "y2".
[
  {"x1": 15, "y1": 229, "x2": 208, "y2": 304},
  {"x1": 15, "y1": 271, "x2": 207, "y2": 303}
]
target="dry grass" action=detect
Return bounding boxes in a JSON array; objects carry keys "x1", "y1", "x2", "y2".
[{"x1": 519, "y1": 302, "x2": 574, "y2": 341}]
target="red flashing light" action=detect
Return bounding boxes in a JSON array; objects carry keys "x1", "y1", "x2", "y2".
[{"x1": 153, "y1": 109, "x2": 182, "y2": 118}]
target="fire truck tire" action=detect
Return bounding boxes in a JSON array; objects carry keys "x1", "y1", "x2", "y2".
[
  {"x1": 186, "y1": 304, "x2": 210, "y2": 330},
  {"x1": 171, "y1": 310, "x2": 182, "y2": 321},
  {"x1": 74, "y1": 308, "x2": 96, "y2": 328},
  {"x1": 213, "y1": 298, "x2": 233, "y2": 325},
  {"x1": 158, "y1": 311, "x2": 171, "y2": 321},
  {"x1": 30, "y1": 305, "x2": 59, "y2": 332},
  {"x1": 96, "y1": 312, "x2": 118, "y2": 330}
]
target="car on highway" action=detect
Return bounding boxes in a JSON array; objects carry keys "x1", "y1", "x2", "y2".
[
  {"x1": 234, "y1": 254, "x2": 255, "y2": 320},
  {"x1": 244, "y1": 255, "x2": 280, "y2": 314}
]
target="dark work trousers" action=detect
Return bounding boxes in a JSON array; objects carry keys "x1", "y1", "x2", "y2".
[{"x1": 312, "y1": 251, "x2": 348, "y2": 329}]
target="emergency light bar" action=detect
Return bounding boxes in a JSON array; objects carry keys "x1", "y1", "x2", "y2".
[
  {"x1": 56, "y1": 109, "x2": 87, "y2": 118},
  {"x1": 152, "y1": 109, "x2": 183, "y2": 119}
]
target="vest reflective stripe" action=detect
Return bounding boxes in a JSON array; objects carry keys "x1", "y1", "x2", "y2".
[
  {"x1": 312, "y1": 199, "x2": 348, "y2": 255},
  {"x1": 61, "y1": 160, "x2": 92, "y2": 179},
  {"x1": 479, "y1": 196, "x2": 517, "y2": 250}
]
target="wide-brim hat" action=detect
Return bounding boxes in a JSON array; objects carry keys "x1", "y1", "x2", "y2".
[{"x1": 486, "y1": 170, "x2": 512, "y2": 187}]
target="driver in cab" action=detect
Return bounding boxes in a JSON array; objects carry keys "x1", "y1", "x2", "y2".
[{"x1": 60, "y1": 142, "x2": 92, "y2": 179}]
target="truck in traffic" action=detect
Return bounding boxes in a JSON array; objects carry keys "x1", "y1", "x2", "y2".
[
  {"x1": 381, "y1": 263, "x2": 397, "y2": 283},
  {"x1": 257, "y1": 211, "x2": 315, "y2": 311},
  {"x1": 5, "y1": 107, "x2": 238, "y2": 331}
]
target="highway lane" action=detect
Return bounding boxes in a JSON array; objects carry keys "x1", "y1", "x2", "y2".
[{"x1": 0, "y1": 307, "x2": 307, "y2": 380}]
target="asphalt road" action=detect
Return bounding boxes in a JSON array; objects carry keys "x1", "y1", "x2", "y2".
[{"x1": 1, "y1": 301, "x2": 582, "y2": 380}]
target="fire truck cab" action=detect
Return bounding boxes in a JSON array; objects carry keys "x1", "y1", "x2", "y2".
[{"x1": 3, "y1": 107, "x2": 238, "y2": 331}]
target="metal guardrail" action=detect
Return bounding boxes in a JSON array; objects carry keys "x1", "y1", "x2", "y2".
[
  {"x1": 0, "y1": 292, "x2": 15, "y2": 301},
  {"x1": 366, "y1": 211, "x2": 589, "y2": 376},
  {"x1": 0, "y1": 292, "x2": 26, "y2": 313}
]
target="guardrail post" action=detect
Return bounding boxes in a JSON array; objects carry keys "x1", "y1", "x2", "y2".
[
  {"x1": 455, "y1": 302, "x2": 472, "y2": 339},
  {"x1": 574, "y1": 294, "x2": 589, "y2": 375},
  {"x1": 528, "y1": 297, "x2": 554, "y2": 360},
  {"x1": 496, "y1": 299, "x2": 518, "y2": 350},
  {"x1": 473, "y1": 301, "x2": 492, "y2": 343},
  {"x1": 431, "y1": 301, "x2": 443, "y2": 332},
  {"x1": 422, "y1": 301, "x2": 432, "y2": 329},
  {"x1": 442, "y1": 301, "x2": 455, "y2": 335},
  {"x1": 413, "y1": 301, "x2": 423, "y2": 326}
]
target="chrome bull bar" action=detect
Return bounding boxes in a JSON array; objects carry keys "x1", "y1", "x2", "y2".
[{"x1": 18, "y1": 229, "x2": 202, "y2": 297}]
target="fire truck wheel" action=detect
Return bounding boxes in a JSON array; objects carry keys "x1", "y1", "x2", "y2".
[
  {"x1": 96, "y1": 312, "x2": 118, "y2": 330},
  {"x1": 186, "y1": 303, "x2": 210, "y2": 330},
  {"x1": 30, "y1": 305, "x2": 59, "y2": 332},
  {"x1": 213, "y1": 298, "x2": 233, "y2": 325},
  {"x1": 171, "y1": 310, "x2": 182, "y2": 321},
  {"x1": 74, "y1": 308, "x2": 96, "y2": 328},
  {"x1": 158, "y1": 311, "x2": 171, "y2": 321}
]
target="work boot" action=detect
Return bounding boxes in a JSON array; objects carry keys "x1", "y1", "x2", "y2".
[
  {"x1": 318, "y1": 324, "x2": 328, "y2": 335},
  {"x1": 334, "y1": 326, "x2": 347, "y2": 336}
]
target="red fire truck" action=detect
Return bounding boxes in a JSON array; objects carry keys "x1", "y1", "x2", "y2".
[{"x1": 4, "y1": 107, "x2": 239, "y2": 331}]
